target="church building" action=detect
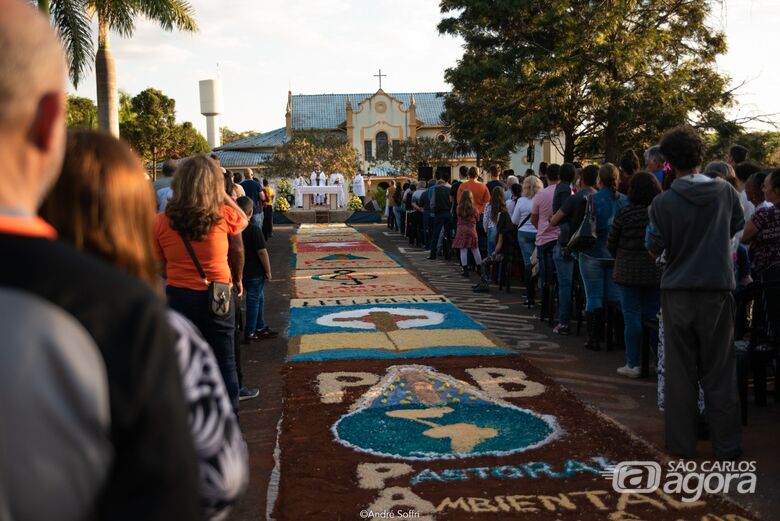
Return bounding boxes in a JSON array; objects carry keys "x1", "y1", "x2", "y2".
[{"x1": 211, "y1": 87, "x2": 563, "y2": 180}]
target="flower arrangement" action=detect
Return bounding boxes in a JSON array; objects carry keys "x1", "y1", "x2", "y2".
[
  {"x1": 277, "y1": 178, "x2": 293, "y2": 198},
  {"x1": 347, "y1": 195, "x2": 363, "y2": 211},
  {"x1": 275, "y1": 196, "x2": 290, "y2": 212}
]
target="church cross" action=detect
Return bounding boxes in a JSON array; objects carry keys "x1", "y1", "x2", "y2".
[{"x1": 374, "y1": 69, "x2": 387, "y2": 90}]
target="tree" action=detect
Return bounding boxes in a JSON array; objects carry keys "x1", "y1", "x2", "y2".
[
  {"x1": 439, "y1": 0, "x2": 732, "y2": 163},
  {"x1": 118, "y1": 89, "x2": 135, "y2": 125},
  {"x1": 66, "y1": 95, "x2": 97, "y2": 129},
  {"x1": 704, "y1": 129, "x2": 780, "y2": 166},
  {"x1": 389, "y1": 137, "x2": 456, "y2": 176},
  {"x1": 39, "y1": 0, "x2": 94, "y2": 88},
  {"x1": 121, "y1": 89, "x2": 209, "y2": 176},
  {"x1": 220, "y1": 127, "x2": 259, "y2": 145},
  {"x1": 39, "y1": 0, "x2": 197, "y2": 137},
  {"x1": 265, "y1": 132, "x2": 360, "y2": 179},
  {"x1": 167, "y1": 121, "x2": 210, "y2": 158},
  {"x1": 121, "y1": 88, "x2": 175, "y2": 179}
]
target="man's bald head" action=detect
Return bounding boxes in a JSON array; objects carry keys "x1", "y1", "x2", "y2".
[
  {"x1": 0, "y1": 0, "x2": 66, "y2": 128},
  {"x1": 0, "y1": 0, "x2": 68, "y2": 212}
]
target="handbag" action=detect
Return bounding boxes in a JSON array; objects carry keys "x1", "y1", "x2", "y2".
[
  {"x1": 180, "y1": 235, "x2": 232, "y2": 317},
  {"x1": 567, "y1": 193, "x2": 597, "y2": 252}
]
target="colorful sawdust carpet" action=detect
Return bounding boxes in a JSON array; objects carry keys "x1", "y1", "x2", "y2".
[{"x1": 272, "y1": 225, "x2": 757, "y2": 521}]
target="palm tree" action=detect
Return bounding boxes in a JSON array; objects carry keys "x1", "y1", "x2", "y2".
[{"x1": 39, "y1": 0, "x2": 197, "y2": 137}]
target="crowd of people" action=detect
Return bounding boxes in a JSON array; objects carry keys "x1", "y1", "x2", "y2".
[
  {"x1": 2, "y1": 3, "x2": 778, "y2": 520},
  {"x1": 0, "y1": 4, "x2": 289, "y2": 518},
  {"x1": 387, "y1": 129, "x2": 779, "y2": 461}
]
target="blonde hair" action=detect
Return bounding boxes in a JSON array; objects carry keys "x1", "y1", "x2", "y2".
[
  {"x1": 40, "y1": 131, "x2": 160, "y2": 289},
  {"x1": 522, "y1": 176, "x2": 544, "y2": 198},
  {"x1": 457, "y1": 190, "x2": 476, "y2": 219},
  {"x1": 166, "y1": 155, "x2": 225, "y2": 241}
]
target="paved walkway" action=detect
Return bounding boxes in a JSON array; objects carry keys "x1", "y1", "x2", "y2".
[{"x1": 232, "y1": 224, "x2": 777, "y2": 520}]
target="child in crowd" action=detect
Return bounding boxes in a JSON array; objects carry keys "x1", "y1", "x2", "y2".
[
  {"x1": 236, "y1": 197, "x2": 277, "y2": 342},
  {"x1": 452, "y1": 190, "x2": 483, "y2": 277}
]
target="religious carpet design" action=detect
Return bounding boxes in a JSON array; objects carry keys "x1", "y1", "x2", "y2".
[{"x1": 272, "y1": 224, "x2": 758, "y2": 521}]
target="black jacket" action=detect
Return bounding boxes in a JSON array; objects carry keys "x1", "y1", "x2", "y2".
[
  {"x1": 608, "y1": 204, "x2": 662, "y2": 286},
  {"x1": 0, "y1": 234, "x2": 203, "y2": 521}
]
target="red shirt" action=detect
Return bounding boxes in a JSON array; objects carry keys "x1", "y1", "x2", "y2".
[{"x1": 155, "y1": 205, "x2": 246, "y2": 290}]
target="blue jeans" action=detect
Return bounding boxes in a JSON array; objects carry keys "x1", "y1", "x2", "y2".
[
  {"x1": 166, "y1": 285, "x2": 239, "y2": 415},
  {"x1": 517, "y1": 231, "x2": 536, "y2": 268},
  {"x1": 553, "y1": 243, "x2": 574, "y2": 326},
  {"x1": 537, "y1": 240, "x2": 556, "y2": 287},
  {"x1": 578, "y1": 253, "x2": 620, "y2": 312},
  {"x1": 487, "y1": 227, "x2": 498, "y2": 257},
  {"x1": 243, "y1": 276, "x2": 266, "y2": 337},
  {"x1": 393, "y1": 207, "x2": 402, "y2": 232},
  {"x1": 619, "y1": 285, "x2": 660, "y2": 367}
]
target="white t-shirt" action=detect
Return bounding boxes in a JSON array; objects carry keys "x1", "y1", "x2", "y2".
[{"x1": 512, "y1": 196, "x2": 537, "y2": 233}]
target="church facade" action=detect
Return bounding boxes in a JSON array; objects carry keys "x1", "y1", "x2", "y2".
[{"x1": 212, "y1": 88, "x2": 563, "y2": 179}]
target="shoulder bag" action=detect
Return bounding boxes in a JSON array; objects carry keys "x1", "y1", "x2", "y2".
[
  {"x1": 180, "y1": 235, "x2": 232, "y2": 317},
  {"x1": 567, "y1": 194, "x2": 597, "y2": 253}
]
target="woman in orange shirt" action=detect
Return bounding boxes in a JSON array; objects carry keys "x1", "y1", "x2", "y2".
[{"x1": 155, "y1": 155, "x2": 248, "y2": 412}]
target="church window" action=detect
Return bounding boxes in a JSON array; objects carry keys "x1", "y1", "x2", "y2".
[
  {"x1": 364, "y1": 140, "x2": 373, "y2": 160},
  {"x1": 392, "y1": 140, "x2": 401, "y2": 160},
  {"x1": 376, "y1": 132, "x2": 389, "y2": 160}
]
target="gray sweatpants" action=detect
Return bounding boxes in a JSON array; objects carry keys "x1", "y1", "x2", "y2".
[{"x1": 661, "y1": 289, "x2": 741, "y2": 458}]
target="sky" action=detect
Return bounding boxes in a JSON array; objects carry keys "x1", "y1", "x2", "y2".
[{"x1": 70, "y1": 0, "x2": 779, "y2": 138}]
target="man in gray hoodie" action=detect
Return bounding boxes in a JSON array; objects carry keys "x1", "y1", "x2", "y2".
[{"x1": 647, "y1": 126, "x2": 744, "y2": 460}]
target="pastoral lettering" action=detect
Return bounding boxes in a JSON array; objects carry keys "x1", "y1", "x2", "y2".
[{"x1": 410, "y1": 458, "x2": 610, "y2": 486}]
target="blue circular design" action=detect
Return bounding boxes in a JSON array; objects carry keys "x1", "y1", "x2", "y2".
[{"x1": 334, "y1": 402, "x2": 556, "y2": 460}]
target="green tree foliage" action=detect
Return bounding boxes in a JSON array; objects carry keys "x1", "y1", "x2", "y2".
[
  {"x1": 439, "y1": 0, "x2": 732, "y2": 163},
  {"x1": 168, "y1": 121, "x2": 210, "y2": 158},
  {"x1": 121, "y1": 88, "x2": 208, "y2": 178},
  {"x1": 220, "y1": 127, "x2": 259, "y2": 145},
  {"x1": 265, "y1": 132, "x2": 360, "y2": 179},
  {"x1": 118, "y1": 89, "x2": 135, "y2": 124},
  {"x1": 389, "y1": 137, "x2": 456, "y2": 176},
  {"x1": 39, "y1": 0, "x2": 196, "y2": 134},
  {"x1": 66, "y1": 95, "x2": 97, "y2": 129},
  {"x1": 704, "y1": 130, "x2": 780, "y2": 166}
]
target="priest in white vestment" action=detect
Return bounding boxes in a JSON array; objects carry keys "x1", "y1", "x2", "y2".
[
  {"x1": 310, "y1": 163, "x2": 328, "y2": 205},
  {"x1": 292, "y1": 172, "x2": 307, "y2": 208},
  {"x1": 330, "y1": 171, "x2": 346, "y2": 207},
  {"x1": 352, "y1": 172, "x2": 366, "y2": 204}
]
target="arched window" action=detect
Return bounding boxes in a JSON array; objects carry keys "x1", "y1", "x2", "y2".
[{"x1": 376, "y1": 132, "x2": 389, "y2": 160}]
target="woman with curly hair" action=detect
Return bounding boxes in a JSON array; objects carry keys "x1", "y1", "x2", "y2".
[
  {"x1": 155, "y1": 155, "x2": 248, "y2": 413},
  {"x1": 41, "y1": 132, "x2": 248, "y2": 519}
]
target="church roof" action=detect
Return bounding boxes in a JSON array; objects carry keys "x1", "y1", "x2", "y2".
[
  {"x1": 292, "y1": 92, "x2": 445, "y2": 130},
  {"x1": 211, "y1": 149, "x2": 273, "y2": 167},
  {"x1": 217, "y1": 127, "x2": 288, "y2": 151}
]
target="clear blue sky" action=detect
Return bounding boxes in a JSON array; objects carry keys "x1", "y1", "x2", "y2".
[{"x1": 70, "y1": 0, "x2": 779, "y2": 137}]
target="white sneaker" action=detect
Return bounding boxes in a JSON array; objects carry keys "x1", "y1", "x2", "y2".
[{"x1": 616, "y1": 365, "x2": 640, "y2": 379}]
